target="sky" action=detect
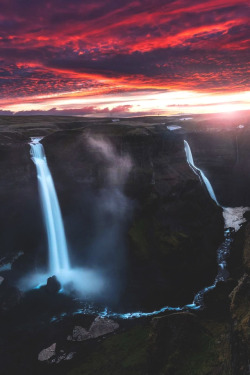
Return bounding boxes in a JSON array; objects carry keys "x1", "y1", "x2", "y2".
[{"x1": 0, "y1": 0, "x2": 249, "y2": 116}]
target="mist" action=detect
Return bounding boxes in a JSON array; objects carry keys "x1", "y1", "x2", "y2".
[{"x1": 85, "y1": 136, "x2": 133, "y2": 302}]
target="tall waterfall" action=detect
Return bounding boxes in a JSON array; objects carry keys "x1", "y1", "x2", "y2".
[
  {"x1": 30, "y1": 137, "x2": 70, "y2": 275},
  {"x1": 184, "y1": 140, "x2": 219, "y2": 206}
]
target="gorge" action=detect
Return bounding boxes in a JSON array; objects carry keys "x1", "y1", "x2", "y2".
[{"x1": 0, "y1": 113, "x2": 250, "y2": 374}]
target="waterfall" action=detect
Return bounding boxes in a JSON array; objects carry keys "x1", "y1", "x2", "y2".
[
  {"x1": 183, "y1": 139, "x2": 249, "y2": 307},
  {"x1": 28, "y1": 137, "x2": 103, "y2": 296},
  {"x1": 184, "y1": 140, "x2": 219, "y2": 206},
  {"x1": 30, "y1": 137, "x2": 70, "y2": 275}
]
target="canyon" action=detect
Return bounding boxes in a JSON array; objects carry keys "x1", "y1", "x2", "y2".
[{"x1": 0, "y1": 112, "x2": 250, "y2": 374}]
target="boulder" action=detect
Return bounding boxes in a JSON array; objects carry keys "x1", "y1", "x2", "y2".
[
  {"x1": 46, "y1": 276, "x2": 61, "y2": 294},
  {"x1": 67, "y1": 326, "x2": 91, "y2": 341},
  {"x1": 51, "y1": 350, "x2": 75, "y2": 363},
  {"x1": 38, "y1": 343, "x2": 75, "y2": 364},
  {"x1": 89, "y1": 316, "x2": 119, "y2": 338},
  {"x1": 38, "y1": 343, "x2": 56, "y2": 362},
  {"x1": 67, "y1": 317, "x2": 119, "y2": 342}
]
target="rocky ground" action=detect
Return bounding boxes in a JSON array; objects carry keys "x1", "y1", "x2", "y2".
[{"x1": 0, "y1": 112, "x2": 250, "y2": 374}]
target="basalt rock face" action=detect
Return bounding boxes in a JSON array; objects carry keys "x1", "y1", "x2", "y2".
[
  {"x1": 0, "y1": 130, "x2": 46, "y2": 278},
  {"x1": 204, "y1": 219, "x2": 250, "y2": 375},
  {"x1": 46, "y1": 276, "x2": 61, "y2": 294},
  {"x1": 230, "y1": 275, "x2": 250, "y2": 375},
  {"x1": 227, "y1": 222, "x2": 250, "y2": 375}
]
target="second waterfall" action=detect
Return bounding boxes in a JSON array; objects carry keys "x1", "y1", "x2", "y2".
[{"x1": 30, "y1": 137, "x2": 70, "y2": 276}]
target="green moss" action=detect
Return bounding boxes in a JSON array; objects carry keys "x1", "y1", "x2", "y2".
[
  {"x1": 184, "y1": 323, "x2": 230, "y2": 375},
  {"x1": 68, "y1": 319, "x2": 230, "y2": 375},
  {"x1": 67, "y1": 325, "x2": 150, "y2": 375},
  {"x1": 129, "y1": 219, "x2": 150, "y2": 260},
  {"x1": 129, "y1": 212, "x2": 191, "y2": 261},
  {"x1": 231, "y1": 278, "x2": 250, "y2": 342},
  {"x1": 162, "y1": 321, "x2": 230, "y2": 375},
  {"x1": 154, "y1": 220, "x2": 189, "y2": 256},
  {"x1": 160, "y1": 232, "x2": 188, "y2": 252},
  {"x1": 176, "y1": 334, "x2": 219, "y2": 375}
]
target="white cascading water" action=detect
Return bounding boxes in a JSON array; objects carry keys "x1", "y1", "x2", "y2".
[
  {"x1": 27, "y1": 137, "x2": 104, "y2": 296},
  {"x1": 184, "y1": 140, "x2": 219, "y2": 205},
  {"x1": 30, "y1": 137, "x2": 70, "y2": 276}
]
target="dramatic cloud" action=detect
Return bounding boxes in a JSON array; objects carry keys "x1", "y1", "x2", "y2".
[{"x1": 0, "y1": 0, "x2": 249, "y2": 114}]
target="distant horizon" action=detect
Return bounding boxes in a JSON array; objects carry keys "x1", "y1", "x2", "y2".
[{"x1": 0, "y1": 108, "x2": 249, "y2": 119}]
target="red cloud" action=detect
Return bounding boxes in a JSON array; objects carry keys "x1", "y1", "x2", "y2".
[
  {"x1": 7, "y1": 105, "x2": 133, "y2": 116},
  {"x1": 0, "y1": 0, "x2": 249, "y2": 111}
]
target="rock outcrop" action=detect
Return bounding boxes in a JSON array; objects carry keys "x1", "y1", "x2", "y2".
[
  {"x1": 46, "y1": 275, "x2": 61, "y2": 294},
  {"x1": 89, "y1": 316, "x2": 119, "y2": 338},
  {"x1": 67, "y1": 317, "x2": 119, "y2": 341},
  {"x1": 229, "y1": 225, "x2": 250, "y2": 375},
  {"x1": 67, "y1": 325, "x2": 91, "y2": 341},
  {"x1": 38, "y1": 343, "x2": 56, "y2": 362}
]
